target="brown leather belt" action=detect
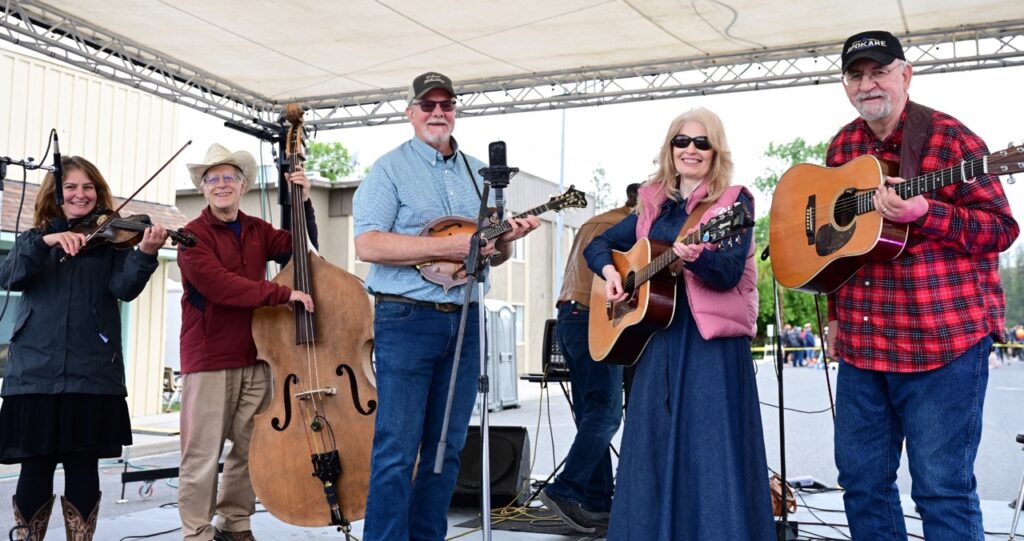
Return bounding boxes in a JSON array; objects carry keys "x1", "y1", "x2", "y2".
[{"x1": 374, "y1": 293, "x2": 470, "y2": 314}]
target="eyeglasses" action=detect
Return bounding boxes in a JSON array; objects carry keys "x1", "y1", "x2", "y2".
[
  {"x1": 842, "y1": 64, "x2": 901, "y2": 86},
  {"x1": 412, "y1": 99, "x2": 457, "y2": 113},
  {"x1": 671, "y1": 134, "x2": 712, "y2": 151},
  {"x1": 202, "y1": 174, "x2": 243, "y2": 185}
]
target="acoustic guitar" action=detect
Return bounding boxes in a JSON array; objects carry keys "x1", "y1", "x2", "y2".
[
  {"x1": 588, "y1": 202, "x2": 754, "y2": 366},
  {"x1": 769, "y1": 143, "x2": 1022, "y2": 294},
  {"x1": 415, "y1": 185, "x2": 588, "y2": 291}
]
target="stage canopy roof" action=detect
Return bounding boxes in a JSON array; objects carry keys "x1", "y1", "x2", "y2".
[{"x1": 2, "y1": 1, "x2": 1023, "y2": 137}]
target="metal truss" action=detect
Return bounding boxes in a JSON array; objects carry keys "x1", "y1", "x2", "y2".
[
  {"x1": 0, "y1": 1, "x2": 280, "y2": 135},
  {"x1": 309, "y1": 21, "x2": 1024, "y2": 130},
  {"x1": 3, "y1": 1, "x2": 1023, "y2": 135}
]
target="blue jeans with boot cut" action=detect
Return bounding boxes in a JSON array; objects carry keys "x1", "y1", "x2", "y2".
[
  {"x1": 835, "y1": 336, "x2": 991, "y2": 541},
  {"x1": 363, "y1": 301, "x2": 481, "y2": 541}
]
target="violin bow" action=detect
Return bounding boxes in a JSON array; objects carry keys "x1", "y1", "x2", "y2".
[{"x1": 82, "y1": 140, "x2": 193, "y2": 244}]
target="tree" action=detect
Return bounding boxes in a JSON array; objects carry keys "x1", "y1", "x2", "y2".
[
  {"x1": 752, "y1": 138, "x2": 829, "y2": 344},
  {"x1": 1000, "y1": 245, "x2": 1024, "y2": 328},
  {"x1": 305, "y1": 141, "x2": 358, "y2": 182},
  {"x1": 589, "y1": 166, "x2": 615, "y2": 212}
]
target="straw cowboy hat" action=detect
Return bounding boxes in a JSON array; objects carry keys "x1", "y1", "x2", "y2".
[{"x1": 186, "y1": 143, "x2": 258, "y2": 192}]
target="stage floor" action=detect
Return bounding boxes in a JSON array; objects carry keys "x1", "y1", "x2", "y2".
[
  {"x1": 20, "y1": 490, "x2": 1022, "y2": 540},
  {"x1": 2, "y1": 362, "x2": 1023, "y2": 539}
]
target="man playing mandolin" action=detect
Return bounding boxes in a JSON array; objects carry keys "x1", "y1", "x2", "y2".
[
  {"x1": 176, "y1": 144, "x2": 316, "y2": 541},
  {"x1": 352, "y1": 71, "x2": 539, "y2": 540},
  {"x1": 825, "y1": 30, "x2": 1018, "y2": 540}
]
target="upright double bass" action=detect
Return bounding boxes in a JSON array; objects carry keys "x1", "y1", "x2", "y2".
[{"x1": 250, "y1": 104, "x2": 377, "y2": 530}]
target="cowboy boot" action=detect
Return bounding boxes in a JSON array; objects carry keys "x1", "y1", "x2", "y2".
[
  {"x1": 11, "y1": 494, "x2": 55, "y2": 541},
  {"x1": 60, "y1": 492, "x2": 99, "y2": 541}
]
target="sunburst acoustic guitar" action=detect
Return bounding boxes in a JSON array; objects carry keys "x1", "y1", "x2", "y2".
[{"x1": 587, "y1": 202, "x2": 754, "y2": 366}]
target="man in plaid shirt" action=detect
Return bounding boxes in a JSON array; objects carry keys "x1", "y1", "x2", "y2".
[{"x1": 824, "y1": 31, "x2": 1018, "y2": 540}]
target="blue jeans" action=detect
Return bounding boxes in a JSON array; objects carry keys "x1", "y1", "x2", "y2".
[
  {"x1": 835, "y1": 336, "x2": 991, "y2": 541},
  {"x1": 545, "y1": 303, "x2": 623, "y2": 513},
  {"x1": 362, "y1": 302, "x2": 481, "y2": 541}
]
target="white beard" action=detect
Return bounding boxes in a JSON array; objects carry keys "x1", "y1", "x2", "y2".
[
  {"x1": 854, "y1": 91, "x2": 893, "y2": 122},
  {"x1": 420, "y1": 121, "x2": 451, "y2": 147}
]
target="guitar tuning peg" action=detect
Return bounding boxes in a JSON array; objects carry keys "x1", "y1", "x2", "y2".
[{"x1": 1009, "y1": 174, "x2": 1016, "y2": 185}]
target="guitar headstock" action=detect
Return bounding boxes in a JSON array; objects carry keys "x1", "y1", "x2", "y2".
[
  {"x1": 547, "y1": 185, "x2": 588, "y2": 211},
  {"x1": 699, "y1": 202, "x2": 754, "y2": 245},
  {"x1": 988, "y1": 143, "x2": 1024, "y2": 178}
]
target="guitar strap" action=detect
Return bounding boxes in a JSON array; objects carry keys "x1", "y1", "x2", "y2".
[
  {"x1": 899, "y1": 100, "x2": 936, "y2": 180},
  {"x1": 664, "y1": 199, "x2": 714, "y2": 277},
  {"x1": 676, "y1": 200, "x2": 714, "y2": 243}
]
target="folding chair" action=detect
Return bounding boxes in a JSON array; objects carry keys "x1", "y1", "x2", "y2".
[
  {"x1": 1011, "y1": 432, "x2": 1024, "y2": 540},
  {"x1": 162, "y1": 367, "x2": 182, "y2": 412}
]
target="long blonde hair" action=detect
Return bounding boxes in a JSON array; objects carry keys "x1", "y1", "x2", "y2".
[
  {"x1": 648, "y1": 107, "x2": 734, "y2": 204},
  {"x1": 34, "y1": 156, "x2": 115, "y2": 230}
]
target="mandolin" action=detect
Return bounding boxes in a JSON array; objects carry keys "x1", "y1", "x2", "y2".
[{"x1": 415, "y1": 185, "x2": 588, "y2": 291}]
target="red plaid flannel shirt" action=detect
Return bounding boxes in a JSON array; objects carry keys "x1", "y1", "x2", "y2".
[{"x1": 825, "y1": 103, "x2": 1018, "y2": 372}]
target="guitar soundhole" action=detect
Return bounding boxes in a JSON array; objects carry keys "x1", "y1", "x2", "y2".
[
  {"x1": 609, "y1": 273, "x2": 639, "y2": 325},
  {"x1": 833, "y1": 191, "x2": 857, "y2": 228}
]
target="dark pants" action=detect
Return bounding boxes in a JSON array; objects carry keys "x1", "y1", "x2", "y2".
[{"x1": 545, "y1": 302, "x2": 623, "y2": 512}]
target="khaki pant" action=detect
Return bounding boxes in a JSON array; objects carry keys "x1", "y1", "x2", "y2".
[{"x1": 178, "y1": 364, "x2": 270, "y2": 541}]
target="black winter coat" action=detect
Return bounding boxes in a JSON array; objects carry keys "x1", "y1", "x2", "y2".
[{"x1": 0, "y1": 221, "x2": 159, "y2": 396}]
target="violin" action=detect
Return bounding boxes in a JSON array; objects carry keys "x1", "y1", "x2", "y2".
[
  {"x1": 71, "y1": 208, "x2": 196, "y2": 251},
  {"x1": 58, "y1": 140, "x2": 194, "y2": 263}
]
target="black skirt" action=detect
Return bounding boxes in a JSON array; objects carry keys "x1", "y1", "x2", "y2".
[{"x1": 0, "y1": 393, "x2": 132, "y2": 464}]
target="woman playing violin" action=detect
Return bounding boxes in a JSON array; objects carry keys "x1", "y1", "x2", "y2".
[{"x1": 0, "y1": 156, "x2": 168, "y2": 541}]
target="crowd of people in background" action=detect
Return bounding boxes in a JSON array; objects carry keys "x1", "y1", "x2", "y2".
[
  {"x1": 781, "y1": 323, "x2": 824, "y2": 368},
  {"x1": 994, "y1": 324, "x2": 1024, "y2": 364},
  {"x1": 782, "y1": 322, "x2": 1024, "y2": 370}
]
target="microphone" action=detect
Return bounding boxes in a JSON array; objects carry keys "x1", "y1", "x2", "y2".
[
  {"x1": 489, "y1": 140, "x2": 507, "y2": 171},
  {"x1": 478, "y1": 141, "x2": 518, "y2": 220},
  {"x1": 52, "y1": 132, "x2": 64, "y2": 206}
]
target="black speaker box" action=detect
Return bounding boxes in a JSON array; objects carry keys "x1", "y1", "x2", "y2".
[{"x1": 451, "y1": 425, "x2": 530, "y2": 508}]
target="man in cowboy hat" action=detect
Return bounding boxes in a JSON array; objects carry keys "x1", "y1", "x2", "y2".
[
  {"x1": 353, "y1": 72, "x2": 540, "y2": 539},
  {"x1": 825, "y1": 30, "x2": 1018, "y2": 540},
  {"x1": 176, "y1": 143, "x2": 317, "y2": 541}
]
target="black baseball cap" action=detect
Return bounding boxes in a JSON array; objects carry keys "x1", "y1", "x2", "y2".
[
  {"x1": 841, "y1": 31, "x2": 906, "y2": 72},
  {"x1": 407, "y1": 72, "x2": 455, "y2": 103}
]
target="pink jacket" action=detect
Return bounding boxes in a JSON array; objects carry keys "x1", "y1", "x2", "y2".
[{"x1": 635, "y1": 183, "x2": 758, "y2": 340}]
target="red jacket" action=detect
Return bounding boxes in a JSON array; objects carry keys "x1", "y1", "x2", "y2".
[{"x1": 178, "y1": 207, "x2": 297, "y2": 373}]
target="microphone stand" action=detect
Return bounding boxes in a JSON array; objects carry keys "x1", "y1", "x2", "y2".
[
  {"x1": 771, "y1": 278, "x2": 798, "y2": 541},
  {"x1": 434, "y1": 184, "x2": 499, "y2": 541}
]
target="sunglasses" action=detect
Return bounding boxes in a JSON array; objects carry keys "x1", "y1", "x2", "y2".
[
  {"x1": 671, "y1": 134, "x2": 712, "y2": 151},
  {"x1": 412, "y1": 99, "x2": 457, "y2": 113}
]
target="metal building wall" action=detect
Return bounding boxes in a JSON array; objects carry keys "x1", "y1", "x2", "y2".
[
  {"x1": 0, "y1": 43, "x2": 180, "y2": 205},
  {"x1": 0, "y1": 43, "x2": 181, "y2": 416}
]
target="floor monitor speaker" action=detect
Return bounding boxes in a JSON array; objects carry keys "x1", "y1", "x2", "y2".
[{"x1": 451, "y1": 425, "x2": 530, "y2": 508}]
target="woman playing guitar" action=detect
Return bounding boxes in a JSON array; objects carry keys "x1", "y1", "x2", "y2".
[{"x1": 582, "y1": 107, "x2": 773, "y2": 540}]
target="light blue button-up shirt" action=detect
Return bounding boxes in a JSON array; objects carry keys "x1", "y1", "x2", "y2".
[{"x1": 354, "y1": 136, "x2": 494, "y2": 304}]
